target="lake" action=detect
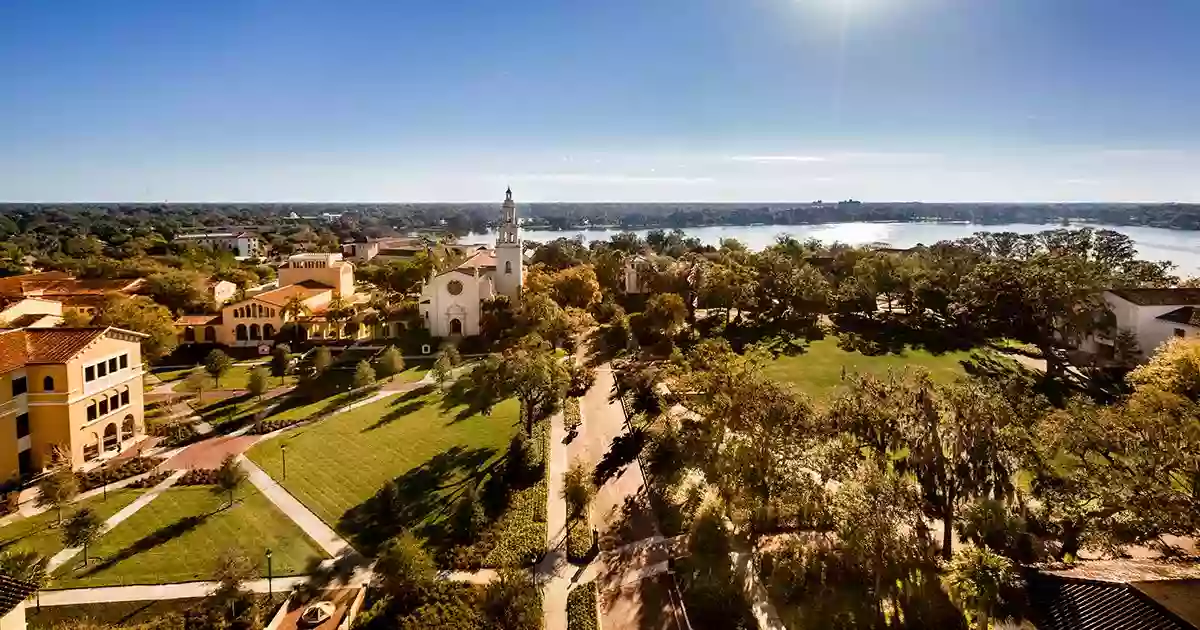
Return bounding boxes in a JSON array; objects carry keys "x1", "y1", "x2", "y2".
[{"x1": 473, "y1": 222, "x2": 1200, "y2": 274}]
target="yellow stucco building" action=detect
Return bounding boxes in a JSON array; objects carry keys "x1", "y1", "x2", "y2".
[{"x1": 0, "y1": 327, "x2": 147, "y2": 484}]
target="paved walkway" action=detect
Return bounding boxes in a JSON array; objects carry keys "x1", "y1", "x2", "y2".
[
  {"x1": 46, "y1": 470, "x2": 186, "y2": 573},
  {"x1": 538, "y1": 408, "x2": 570, "y2": 630},
  {"x1": 238, "y1": 456, "x2": 354, "y2": 559},
  {"x1": 39, "y1": 576, "x2": 312, "y2": 606}
]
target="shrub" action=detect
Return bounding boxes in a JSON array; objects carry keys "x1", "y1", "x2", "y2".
[
  {"x1": 75, "y1": 457, "x2": 164, "y2": 492},
  {"x1": 566, "y1": 582, "x2": 598, "y2": 630},
  {"x1": 128, "y1": 471, "x2": 172, "y2": 489},
  {"x1": 566, "y1": 515, "x2": 593, "y2": 563},
  {"x1": 179, "y1": 469, "x2": 219, "y2": 485},
  {"x1": 564, "y1": 397, "x2": 581, "y2": 433},
  {"x1": 567, "y1": 362, "x2": 596, "y2": 397},
  {"x1": 250, "y1": 416, "x2": 305, "y2": 435}
]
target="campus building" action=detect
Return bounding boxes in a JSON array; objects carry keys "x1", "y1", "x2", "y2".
[
  {"x1": 0, "y1": 327, "x2": 147, "y2": 483},
  {"x1": 172, "y1": 231, "x2": 265, "y2": 259},
  {"x1": 174, "y1": 252, "x2": 371, "y2": 348},
  {"x1": 0, "y1": 272, "x2": 144, "y2": 321},
  {"x1": 418, "y1": 188, "x2": 524, "y2": 337},
  {"x1": 1092, "y1": 288, "x2": 1200, "y2": 360}
]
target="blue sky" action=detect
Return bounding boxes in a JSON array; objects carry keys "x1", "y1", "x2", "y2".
[{"x1": 2, "y1": 0, "x2": 1199, "y2": 202}]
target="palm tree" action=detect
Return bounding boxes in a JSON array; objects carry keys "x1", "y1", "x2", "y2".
[
  {"x1": 281, "y1": 295, "x2": 311, "y2": 343},
  {"x1": 325, "y1": 292, "x2": 356, "y2": 339}
]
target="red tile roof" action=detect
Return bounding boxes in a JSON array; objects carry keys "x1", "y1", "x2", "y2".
[
  {"x1": 0, "y1": 272, "x2": 143, "y2": 297},
  {"x1": 0, "y1": 328, "x2": 111, "y2": 374},
  {"x1": 247, "y1": 280, "x2": 333, "y2": 307},
  {"x1": 174, "y1": 314, "x2": 223, "y2": 326}
]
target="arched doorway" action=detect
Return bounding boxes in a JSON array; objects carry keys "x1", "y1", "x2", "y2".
[
  {"x1": 250, "y1": 324, "x2": 261, "y2": 340},
  {"x1": 344, "y1": 322, "x2": 359, "y2": 338},
  {"x1": 122, "y1": 415, "x2": 135, "y2": 440},
  {"x1": 184, "y1": 327, "x2": 196, "y2": 342},
  {"x1": 103, "y1": 423, "x2": 119, "y2": 452},
  {"x1": 205, "y1": 326, "x2": 216, "y2": 342},
  {"x1": 83, "y1": 433, "x2": 100, "y2": 462},
  {"x1": 263, "y1": 323, "x2": 275, "y2": 339},
  {"x1": 236, "y1": 324, "x2": 248, "y2": 341},
  {"x1": 450, "y1": 318, "x2": 463, "y2": 336}
]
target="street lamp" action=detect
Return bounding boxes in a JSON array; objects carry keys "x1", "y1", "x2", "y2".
[
  {"x1": 266, "y1": 548, "x2": 273, "y2": 599},
  {"x1": 281, "y1": 443, "x2": 287, "y2": 481}
]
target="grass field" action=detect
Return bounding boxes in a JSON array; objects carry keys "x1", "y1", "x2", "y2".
[
  {"x1": 51, "y1": 486, "x2": 326, "y2": 588},
  {"x1": 0, "y1": 489, "x2": 145, "y2": 562},
  {"x1": 762, "y1": 336, "x2": 974, "y2": 401},
  {"x1": 246, "y1": 391, "x2": 539, "y2": 565},
  {"x1": 28, "y1": 595, "x2": 289, "y2": 630},
  {"x1": 170, "y1": 363, "x2": 298, "y2": 392}
]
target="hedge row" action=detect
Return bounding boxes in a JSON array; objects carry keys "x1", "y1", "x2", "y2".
[
  {"x1": 178, "y1": 469, "x2": 220, "y2": 485},
  {"x1": 566, "y1": 582, "x2": 598, "y2": 630},
  {"x1": 249, "y1": 416, "x2": 305, "y2": 435},
  {"x1": 128, "y1": 471, "x2": 172, "y2": 489},
  {"x1": 566, "y1": 515, "x2": 594, "y2": 563},
  {"x1": 564, "y1": 397, "x2": 581, "y2": 433},
  {"x1": 76, "y1": 457, "x2": 164, "y2": 491}
]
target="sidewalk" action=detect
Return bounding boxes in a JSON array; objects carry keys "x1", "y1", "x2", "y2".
[
  {"x1": 46, "y1": 470, "x2": 186, "y2": 573},
  {"x1": 538, "y1": 408, "x2": 570, "y2": 630},
  {"x1": 238, "y1": 456, "x2": 354, "y2": 560},
  {"x1": 39, "y1": 576, "x2": 311, "y2": 606}
]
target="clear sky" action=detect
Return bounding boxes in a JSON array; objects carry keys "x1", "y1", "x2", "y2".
[{"x1": 2, "y1": 0, "x2": 1199, "y2": 203}]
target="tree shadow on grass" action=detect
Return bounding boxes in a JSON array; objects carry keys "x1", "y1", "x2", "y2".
[
  {"x1": 593, "y1": 428, "x2": 647, "y2": 488},
  {"x1": 337, "y1": 446, "x2": 499, "y2": 555},
  {"x1": 71, "y1": 512, "x2": 214, "y2": 578},
  {"x1": 831, "y1": 313, "x2": 985, "y2": 356},
  {"x1": 362, "y1": 398, "x2": 429, "y2": 432}
]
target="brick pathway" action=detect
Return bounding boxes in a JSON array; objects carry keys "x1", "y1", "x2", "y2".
[{"x1": 162, "y1": 435, "x2": 260, "y2": 470}]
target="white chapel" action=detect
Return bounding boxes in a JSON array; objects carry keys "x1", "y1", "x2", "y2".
[{"x1": 419, "y1": 188, "x2": 524, "y2": 337}]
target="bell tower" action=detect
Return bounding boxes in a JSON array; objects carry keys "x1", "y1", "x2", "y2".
[{"x1": 494, "y1": 187, "x2": 523, "y2": 299}]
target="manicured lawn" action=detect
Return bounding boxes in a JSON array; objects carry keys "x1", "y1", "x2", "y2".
[
  {"x1": 171, "y1": 363, "x2": 297, "y2": 392},
  {"x1": 762, "y1": 336, "x2": 973, "y2": 402},
  {"x1": 0, "y1": 489, "x2": 145, "y2": 562},
  {"x1": 246, "y1": 391, "x2": 543, "y2": 567},
  {"x1": 51, "y1": 486, "x2": 326, "y2": 588}
]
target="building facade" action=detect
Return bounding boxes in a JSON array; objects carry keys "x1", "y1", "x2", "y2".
[
  {"x1": 0, "y1": 327, "x2": 147, "y2": 483},
  {"x1": 173, "y1": 232, "x2": 264, "y2": 259},
  {"x1": 418, "y1": 189, "x2": 524, "y2": 337},
  {"x1": 1091, "y1": 288, "x2": 1200, "y2": 360},
  {"x1": 174, "y1": 252, "x2": 371, "y2": 347}
]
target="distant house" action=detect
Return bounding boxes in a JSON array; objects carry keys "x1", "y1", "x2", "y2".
[
  {"x1": 0, "y1": 272, "x2": 144, "y2": 320},
  {"x1": 1093, "y1": 288, "x2": 1200, "y2": 360},
  {"x1": 173, "y1": 232, "x2": 264, "y2": 259},
  {"x1": 0, "y1": 574, "x2": 39, "y2": 630}
]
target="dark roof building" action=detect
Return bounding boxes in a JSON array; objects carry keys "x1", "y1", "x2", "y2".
[
  {"x1": 0, "y1": 574, "x2": 38, "y2": 620},
  {"x1": 1108, "y1": 288, "x2": 1200, "y2": 307}
]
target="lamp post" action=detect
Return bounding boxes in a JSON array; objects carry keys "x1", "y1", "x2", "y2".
[
  {"x1": 266, "y1": 548, "x2": 273, "y2": 599},
  {"x1": 280, "y1": 443, "x2": 287, "y2": 481}
]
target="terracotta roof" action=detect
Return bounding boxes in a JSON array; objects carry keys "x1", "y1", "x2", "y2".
[
  {"x1": 0, "y1": 327, "x2": 112, "y2": 374},
  {"x1": 0, "y1": 272, "x2": 142, "y2": 297},
  {"x1": 175, "y1": 314, "x2": 223, "y2": 326},
  {"x1": 434, "y1": 249, "x2": 497, "y2": 278},
  {"x1": 249, "y1": 280, "x2": 332, "y2": 307},
  {"x1": 1158, "y1": 307, "x2": 1200, "y2": 328},
  {"x1": 1109, "y1": 288, "x2": 1200, "y2": 307},
  {"x1": 0, "y1": 574, "x2": 37, "y2": 616}
]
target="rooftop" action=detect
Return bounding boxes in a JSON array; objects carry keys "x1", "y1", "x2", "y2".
[
  {"x1": 0, "y1": 327, "x2": 145, "y2": 374},
  {"x1": 0, "y1": 574, "x2": 38, "y2": 616},
  {"x1": 1027, "y1": 573, "x2": 1194, "y2": 630},
  {"x1": 1109, "y1": 288, "x2": 1200, "y2": 307},
  {"x1": 1158, "y1": 307, "x2": 1200, "y2": 328},
  {"x1": 249, "y1": 280, "x2": 333, "y2": 307},
  {"x1": 0, "y1": 272, "x2": 143, "y2": 297}
]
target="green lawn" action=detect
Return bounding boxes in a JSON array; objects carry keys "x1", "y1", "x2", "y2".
[
  {"x1": 246, "y1": 391, "x2": 541, "y2": 566},
  {"x1": 0, "y1": 489, "x2": 145, "y2": 562},
  {"x1": 51, "y1": 486, "x2": 326, "y2": 588},
  {"x1": 762, "y1": 336, "x2": 973, "y2": 402},
  {"x1": 171, "y1": 363, "x2": 298, "y2": 392}
]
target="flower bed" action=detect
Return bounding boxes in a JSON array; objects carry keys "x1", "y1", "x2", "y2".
[
  {"x1": 76, "y1": 457, "x2": 164, "y2": 491},
  {"x1": 567, "y1": 582, "x2": 598, "y2": 630}
]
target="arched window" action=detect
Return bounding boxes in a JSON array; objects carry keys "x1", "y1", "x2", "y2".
[
  {"x1": 184, "y1": 327, "x2": 196, "y2": 342},
  {"x1": 236, "y1": 324, "x2": 248, "y2": 341},
  {"x1": 249, "y1": 324, "x2": 260, "y2": 340},
  {"x1": 505, "y1": 261, "x2": 512, "y2": 274},
  {"x1": 42, "y1": 375, "x2": 54, "y2": 391},
  {"x1": 263, "y1": 324, "x2": 275, "y2": 339},
  {"x1": 103, "y1": 423, "x2": 119, "y2": 451},
  {"x1": 122, "y1": 415, "x2": 135, "y2": 440},
  {"x1": 205, "y1": 326, "x2": 216, "y2": 342}
]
